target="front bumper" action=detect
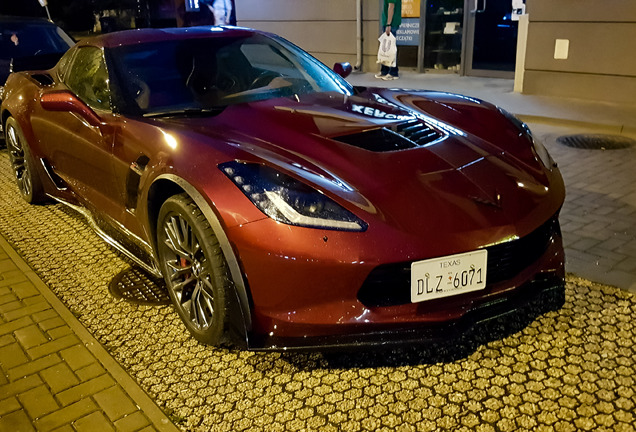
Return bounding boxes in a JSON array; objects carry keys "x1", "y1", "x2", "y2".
[
  {"x1": 248, "y1": 273, "x2": 565, "y2": 351},
  {"x1": 233, "y1": 216, "x2": 565, "y2": 351}
]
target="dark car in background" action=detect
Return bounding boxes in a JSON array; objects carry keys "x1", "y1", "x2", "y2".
[
  {"x1": 0, "y1": 16, "x2": 73, "y2": 127},
  {"x1": 0, "y1": 26, "x2": 566, "y2": 350}
]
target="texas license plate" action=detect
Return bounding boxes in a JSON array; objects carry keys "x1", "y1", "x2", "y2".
[{"x1": 411, "y1": 250, "x2": 488, "y2": 303}]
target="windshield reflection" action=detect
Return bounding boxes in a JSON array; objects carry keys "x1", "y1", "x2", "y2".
[{"x1": 111, "y1": 33, "x2": 353, "y2": 116}]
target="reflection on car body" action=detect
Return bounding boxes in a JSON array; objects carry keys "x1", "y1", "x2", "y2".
[{"x1": 0, "y1": 26, "x2": 566, "y2": 351}]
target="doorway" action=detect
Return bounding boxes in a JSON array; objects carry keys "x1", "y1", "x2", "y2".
[{"x1": 463, "y1": 0, "x2": 518, "y2": 78}]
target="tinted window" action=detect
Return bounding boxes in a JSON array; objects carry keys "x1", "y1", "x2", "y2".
[
  {"x1": 110, "y1": 33, "x2": 353, "y2": 115},
  {"x1": 0, "y1": 22, "x2": 73, "y2": 60},
  {"x1": 65, "y1": 47, "x2": 111, "y2": 111}
]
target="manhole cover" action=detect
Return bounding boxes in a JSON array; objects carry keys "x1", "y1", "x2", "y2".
[
  {"x1": 109, "y1": 267, "x2": 171, "y2": 305},
  {"x1": 557, "y1": 134, "x2": 635, "y2": 150}
]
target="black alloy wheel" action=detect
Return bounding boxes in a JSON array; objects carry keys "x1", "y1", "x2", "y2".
[
  {"x1": 5, "y1": 117, "x2": 45, "y2": 203},
  {"x1": 157, "y1": 194, "x2": 231, "y2": 345}
]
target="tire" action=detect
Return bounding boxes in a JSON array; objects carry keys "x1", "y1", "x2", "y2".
[
  {"x1": 5, "y1": 117, "x2": 45, "y2": 204},
  {"x1": 157, "y1": 193, "x2": 231, "y2": 345}
]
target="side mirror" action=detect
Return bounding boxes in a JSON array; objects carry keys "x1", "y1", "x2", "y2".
[
  {"x1": 40, "y1": 90, "x2": 101, "y2": 127},
  {"x1": 333, "y1": 62, "x2": 353, "y2": 79}
]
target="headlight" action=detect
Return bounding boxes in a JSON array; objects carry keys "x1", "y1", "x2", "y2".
[
  {"x1": 220, "y1": 161, "x2": 367, "y2": 231},
  {"x1": 498, "y1": 107, "x2": 555, "y2": 170}
]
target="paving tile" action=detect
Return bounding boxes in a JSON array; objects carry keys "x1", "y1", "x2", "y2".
[
  {"x1": 60, "y1": 345, "x2": 95, "y2": 371},
  {"x1": 12, "y1": 280, "x2": 40, "y2": 300},
  {"x1": 113, "y1": 411, "x2": 152, "y2": 432},
  {"x1": 0, "y1": 299, "x2": 23, "y2": 314},
  {"x1": 0, "y1": 396, "x2": 21, "y2": 416},
  {"x1": 47, "y1": 326, "x2": 73, "y2": 340},
  {"x1": 0, "y1": 374, "x2": 43, "y2": 398},
  {"x1": 19, "y1": 385, "x2": 61, "y2": 419},
  {"x1": 7, "y1": 353, "x2": 60, "y2": 382},
  {"x1": 73, "y1": 411, "x2": 116, "y2": 432},
  {"x1": 15, "y1": 324, "x2": 49, "y2": 350},
  {"x1": 39, "y1": 317, "x2": 66, "y2": 332},
  {"x1": 0, "y1": 258, "x2": 19, "y2": 273},
  {"x1": 76, "y1": 363, "x2": 106, "y2": 382},
  {"x1": 50, "y1": 426, "x2": 74, "y2": 432},
  {"x1": 0, "y1": 341, "x2": 28, "y2": 370},
  {"x1": 26, "y1": 334, "x2": 80, "y2": 360},
  {"x1": 94, "y1": 386, "x2": 138, "y2": 421},
  {"x1": 0, "y1": 408, "x2": 35, "y2": 432},
  {"x1": 0, "y1": 292, "x2": 17, "y2": 305},
  {"x1": 56, "y1": 375, "x2": 116, "y2": 407},
  {"x1": 34, "y1": 399, "x2": 98, "y2": 432},
  {"x1": 32, "y1": 309, "x2": 58, "y2": 324},
  {"x1": 0, "y1": 333, "x2": 14, "y2": 347},
  {"x1": 23, "y1": 295, "x2": 46, "y2": 307},
  {"x1": 0, "y1": 270, "x2": 27, "y2": 287},
  {"x1": 41, "y1": 362, "x2": 80, "y2": 394},
  {"x1": 3, "y1": 301, "x2": 50, "y2": 321}
]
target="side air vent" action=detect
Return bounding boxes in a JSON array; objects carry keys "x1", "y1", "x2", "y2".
[{"x1": 334, "y1": 119, "x2": 444, "y2": 152}]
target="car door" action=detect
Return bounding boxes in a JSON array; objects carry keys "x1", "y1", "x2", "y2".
[{"x1": 32, "y1": 46, "x2": 121, "y2": 218}]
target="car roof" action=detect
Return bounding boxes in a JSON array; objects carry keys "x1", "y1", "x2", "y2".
[
  {"x1": 0, "y1": 15, "x2": 59, "y2": 26},
  {"x1": 79, "y1": 26, "x2": 261, "y2": 50}
]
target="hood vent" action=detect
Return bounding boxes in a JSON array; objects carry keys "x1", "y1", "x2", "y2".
[{"x1": 334, "y1": 119, "x2": 444, "y2": 152}]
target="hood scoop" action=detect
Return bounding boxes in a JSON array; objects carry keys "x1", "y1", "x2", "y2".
[{"x1": 333, "y1": 119, "x2": 444, "y2": 152}]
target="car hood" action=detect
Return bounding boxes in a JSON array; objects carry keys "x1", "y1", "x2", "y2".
[{"x1": 153, "y1": 90, "x2": 563, "y2": 246}]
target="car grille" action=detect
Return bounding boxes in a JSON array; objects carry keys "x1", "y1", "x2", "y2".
[
  {"x1": 334, "y1": 119, "x2": 443, "y2": 152},
  {"x1": 357, "y1": 218, "x2": 561, "y2": 308}
]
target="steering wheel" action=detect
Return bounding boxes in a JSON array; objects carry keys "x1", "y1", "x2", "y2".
[{"x1": 250, "y1": 71, "x2": 281, "y2": 89}]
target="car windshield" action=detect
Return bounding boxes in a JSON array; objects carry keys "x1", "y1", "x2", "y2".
[
  {"x1": 0, "y1": 22, "x2": 73, "y2": 60},
  {"x1": 110, "y1": 33, "x2": 353, "y2": 116}
]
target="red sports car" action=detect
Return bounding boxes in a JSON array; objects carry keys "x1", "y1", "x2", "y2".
[{"x1": 0, "y1": 27, "x2": 565, "y2": 350}]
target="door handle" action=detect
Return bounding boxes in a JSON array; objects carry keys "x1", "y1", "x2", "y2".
[{"x1": 471, "y1": 0, "x2": 487, "y2": 13}]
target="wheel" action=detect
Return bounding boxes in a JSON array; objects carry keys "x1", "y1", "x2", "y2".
[
  {"x1": 5, "y1": 117, "x2": 45, "y2": 204},
  {"x1": 157, "y1": 194, "x2": 231, "y2": 345}
]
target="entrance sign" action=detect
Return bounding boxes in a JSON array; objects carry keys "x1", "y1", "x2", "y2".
[{"x1": 396, "y1": 18, "x2": 420, "y2": 46}]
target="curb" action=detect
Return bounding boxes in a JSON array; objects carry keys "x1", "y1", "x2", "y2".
[{"x1": 0, "y1": 234, "x2": 180, "y2": 432}]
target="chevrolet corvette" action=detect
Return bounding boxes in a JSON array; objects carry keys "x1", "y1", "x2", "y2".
[{"x1": 0, "y1": 26, "x2": 565, "y2": 350}]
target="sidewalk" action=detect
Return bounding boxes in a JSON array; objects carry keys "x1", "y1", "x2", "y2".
[
  {"x1": 0, "y1": 235, "x2": 179, "y2": 432},
  {"x1": 349, "y1": 71, "x2": 636, "y2": 136}
]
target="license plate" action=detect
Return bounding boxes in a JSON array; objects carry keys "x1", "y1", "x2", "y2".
[{"x1": 411, "y1": 250, "x2": 488, "y2": 303}]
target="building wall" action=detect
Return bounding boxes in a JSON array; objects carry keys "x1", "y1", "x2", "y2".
[
  {"x1": 236, "y1": 0, "x2": 381, "y2": 72},
  {"x1": 523, "y1": 0, "x2": 636, "y2": 103}
]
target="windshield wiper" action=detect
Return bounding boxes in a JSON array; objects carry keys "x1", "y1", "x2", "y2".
[{"x1": 143, "y1": 107, "x2": 226, "y2": 118}]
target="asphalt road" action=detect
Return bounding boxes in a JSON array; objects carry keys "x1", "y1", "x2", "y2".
[{"x1": 0, "y1": 137, "x2": 635, "y2": 431}]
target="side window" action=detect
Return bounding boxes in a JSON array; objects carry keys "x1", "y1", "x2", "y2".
[
  {"x1": 64, "y1": 47, "x2": 111, "y2": 111},
  {"x1": 56, "y1": 47, "x2": 76, "y2": 81}
]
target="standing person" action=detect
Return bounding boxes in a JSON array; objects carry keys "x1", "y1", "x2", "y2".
[{"x1": 376, "y1": 0, "x2": 402, "y2": 80}]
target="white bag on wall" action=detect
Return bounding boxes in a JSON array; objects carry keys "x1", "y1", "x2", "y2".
[{"x1": 377, "y1": 33, "x2": 397, "y2": 67}]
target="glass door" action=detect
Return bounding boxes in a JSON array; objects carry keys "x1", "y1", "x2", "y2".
[
  {"x1": 463, "y1": 0, "x2": 518, "y2": 78},
  {"x1": 421, "y1": 0, "x2": 464, "y2": 72}
]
